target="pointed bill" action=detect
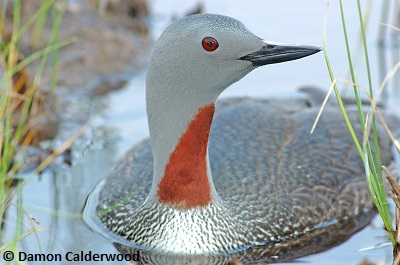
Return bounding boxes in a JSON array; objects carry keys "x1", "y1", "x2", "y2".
[{"x1": 239, "y1": 41, "x2": 321, "y2": 66}]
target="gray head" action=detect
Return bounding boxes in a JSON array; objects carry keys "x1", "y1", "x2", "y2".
[{"x1": 147, "y1": 14, "x2": 320, "y2": 102}]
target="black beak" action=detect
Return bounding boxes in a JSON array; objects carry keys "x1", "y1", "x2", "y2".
[{"x1": 238, "y1": 42, "x2": 321, "y2": 66}]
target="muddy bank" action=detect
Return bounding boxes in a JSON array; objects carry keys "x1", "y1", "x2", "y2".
[{"x1": 15, "y1": 0, "x2": 151, "y2": 94}]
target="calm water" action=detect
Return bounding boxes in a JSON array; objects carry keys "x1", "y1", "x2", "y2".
[{"x1": 4, "y1": 0, "x2": 399, "y2": 264}]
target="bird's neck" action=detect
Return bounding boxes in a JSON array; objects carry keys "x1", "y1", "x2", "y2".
[
  {"x1": 146, "y1": 90, "x2": 219, "y2": 210},
  {"x1": 157, "y1": 104, "x2": 215, "y2": 209}
]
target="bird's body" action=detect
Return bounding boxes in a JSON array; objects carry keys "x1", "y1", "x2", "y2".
[{"x1": 85, "y1": 14, "x2": 395, "y2": 264}]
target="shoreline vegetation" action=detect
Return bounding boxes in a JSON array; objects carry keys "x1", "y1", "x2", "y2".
[
  {"x1": 1, "y1": 0, "x2": 65, "y2": 258},
  {"x1": 322, "y1": 0, "x2": 400, "y2": 263}
]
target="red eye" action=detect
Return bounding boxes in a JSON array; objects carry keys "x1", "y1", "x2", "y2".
[{"x1": 202, "y1": 37, "x2": 219, "y2": 52}]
